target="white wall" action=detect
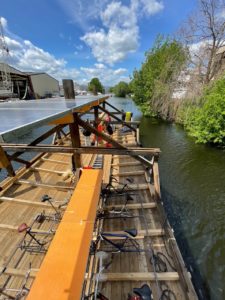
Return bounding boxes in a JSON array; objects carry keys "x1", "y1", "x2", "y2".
[{"x1": 30, "y1": 74, "x2": 59, "y2": 98}]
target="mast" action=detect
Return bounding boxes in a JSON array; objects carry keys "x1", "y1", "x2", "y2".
[{"x1": 0, "y1": 18, "x2": 12, "y2": 96}]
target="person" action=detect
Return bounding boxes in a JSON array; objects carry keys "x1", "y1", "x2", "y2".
[
  {"x1": 121, "y1": 109, "x2": 125, "y2": 121},
  {"x1": 82, "y1": 119, "x2": 91, "y2": 146},
  {"x1": 104, "y1": 114, "x2": 114, "y2": 135},
  {"x1": 105, "y1": 113, "x2": 111, "y2": 123},
  {"x1": 92, "y1": 118, "x2": 105, "y2": 146},
  {"x1": 125, "y1": 111, "x2": 133, "y2": 122}
]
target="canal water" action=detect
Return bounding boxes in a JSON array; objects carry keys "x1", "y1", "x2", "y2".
[
  {"x1": 0, "y1": 96, "x2": 224, "y2": 299},
  {"x1": 110, "y1": 97, "x2": 225, "y2": 300}
]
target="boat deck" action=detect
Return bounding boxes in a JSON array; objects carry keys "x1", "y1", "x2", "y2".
[
  {"x1": 0, "y1": 97, "x2": 198, "y2": 299},
  {"x1": 0, "y1": 142, "x2": 96, "y2": 299},
  {"x1": 82, "y1": 130, "x2": 197, "y2": 300}
]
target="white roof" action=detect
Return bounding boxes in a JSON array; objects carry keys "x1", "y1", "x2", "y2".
[{"x1": 0, "y1": 95, "x2": 106, "y2": 142}]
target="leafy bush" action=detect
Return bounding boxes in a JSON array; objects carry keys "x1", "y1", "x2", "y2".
[
  {"x1": 184, "y1": 77, "x2": 225, "y2": 146},
  {"x1": 113, "y1": 81, "x2": 130, "y2": 97}
]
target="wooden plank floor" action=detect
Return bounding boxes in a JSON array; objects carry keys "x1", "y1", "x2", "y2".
[
  {"x1": 85, "y1": 129, "x2": 197, "y2": 300},
  {"x1": 0, "y1": 136, "x2": 95, "y2": 299}
]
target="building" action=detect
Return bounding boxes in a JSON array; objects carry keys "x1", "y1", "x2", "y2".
[
  {"x1": 27, "y1": 72, "x2": 59, "y2": 98},
  {"x1": 0, "y1": 63, "x2": 60, "y2": 99},
  {"x1": 214, "y1": 45, "x2": 225, "y2": 76},
  {"x1": 0, "y1": 63, "x2": 30, "y2": 99}
]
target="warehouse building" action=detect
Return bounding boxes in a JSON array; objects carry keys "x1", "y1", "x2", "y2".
[
  {"x1": 27, "y1": 72, "x2": 59, "y2": 98},
  {"x1": 0, "y1": 63, "x2": 60, "y2": 99}
]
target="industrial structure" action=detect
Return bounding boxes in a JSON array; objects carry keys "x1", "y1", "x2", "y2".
[{"x1": 0, "y1": 63, "x2": 59, "y2": 100}]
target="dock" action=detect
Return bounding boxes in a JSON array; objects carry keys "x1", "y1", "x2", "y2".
[{"x1": 0, "y1": 96, "x2": 198, "y2": 299}]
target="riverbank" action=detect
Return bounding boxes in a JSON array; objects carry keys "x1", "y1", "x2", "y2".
[{"x1": 134, "y1": 76, "x2": 225, "y2": 148}]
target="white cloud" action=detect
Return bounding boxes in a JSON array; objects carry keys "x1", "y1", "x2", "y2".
[
  {"x1": 81, "y1": 0, "x2": 164, "y2": 65},
  {"x1": 114, "y1": 68, "x2": 127, "y2": 75},
  {"x1": 94, "y1": 63, "x2": 106, "y2": 69},
  {"x1": 81, "y1": 1, "x2": 139, "y2": 65},
  {"x1": 0, "y1": 17, "x2": 129, "y2": 86},
  {"x1": 139, "y1": 0, "x2": 164, "y2": 16},
  {"x1": 57, "y1": 0, "x2": 110, "y2": 29},
  {"x1": 0, "y1": 16, "x2": 8, "y2": 29},
  {"x1": 80, "y1": 64, "x2": 128, "y2": 85}
]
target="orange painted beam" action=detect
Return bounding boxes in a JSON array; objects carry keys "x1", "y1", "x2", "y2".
[
  {"x1": 49, "y1": 113, "x2": 74, "y2": 125},
  {"x1": 27, "y1": 169, "x2": 103, "y2": 300}
]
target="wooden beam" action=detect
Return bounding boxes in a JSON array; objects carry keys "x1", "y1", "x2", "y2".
[
  {"x1": 109, "y1": 121, "x2": 140, "y2": 125},
  {"x1": 0, "y1": 152, "x2": 45, "y2": 193},
  {"x1": 10, "y1": 156, "x2": 30, "y2": 166},
  {"x1": 26, "y1": 170, "x2": 103, "y2": 300},
  {"x1": 49, "y1": 114, "x2": 74, "y2": 125},
  {"x1": 98, "y1": 105, "x2": 136, "y2": 132},
  {"x1": 69, "y1": 113, "x2": 81, "y2": 169},
  {"x1": 30, "y1": 167, "x2": 65, "y2": 175},
  {"x1": 8, "y1": 124, "x2": 65, "y2": 162},
  {"x1": 104, "y1": 100, "x2": 125, "y2": 115},
  {"x1": 0, "y1": 267, "x2": 38, "y2": 278},
  {"x1": 106, "y1": 202, "x2": 156, "y2": 210},
  {"x1": 87, "y1": 272, "x2": 179, "y2": 282},
  {"x1": 75, "y1": 96, "x2": 108, "y2": 113},
  {"x1": 153, "y1": 161, "x2": 161, "y2": 201},
  {"x1": 0, "y1": 144, "x2": 160, "y2": 156},
  {"x1": 63, "y1": 79, "x2": 75, "y2": 99},
  {"x1": 110, "y1": 183, "x2": 148, "y2": 190},
  {"x1": 0, "y1": 224, "x2": 55, "y2": 234},
  {"x1": 94, "y1": 106, "x2": 98, "y2": 128},
  {"x1": 75, "y1": 117, "x2": 156, "y2": 167},
  {"x1": 111, "y1": 162, "x2": 141, "y2": 167},
  {"x1": 16, "y1": 179, "x2": 74, "y2": 190},
  {"x1": 94, "y1": 229, "x2": 164, "y2": 238},
  {"x1": 112, "y1": 170, "x2": 145, "y2": 177},
  {"x1": 41, "y1": 158, "x2": 69, "y2": 165},
  {"x1": 0, "y1": 196, "x2": 52, "y2": 208},
  {"x1": 0, "y1": 146, "x2": 15, "y2": 176}
]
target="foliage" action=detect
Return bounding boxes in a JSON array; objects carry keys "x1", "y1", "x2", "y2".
[
  {"x1": 184, "y1": 77, "x2": 225, "y2": 145},
  {"x1": 88, "y1": 78, "x2": 104, "y2": 95},
  {"x1": 113, "y1": 81, "x2": 130, "y2": 97},
  {"x1": 109, "y1": 87, "x2": 114, "y2": 93},
  {"x1": 130, "y1": 36, "x2": 187, "y2": 119}
]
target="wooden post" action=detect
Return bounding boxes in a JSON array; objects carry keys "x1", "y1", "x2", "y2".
[
  {"x1": 69, "y1": 113, "x2": 81, "y2": 169},
  {"x1": 75, "y1": 116, "x2": 154, "y2": 167},
  {"x1": 63, "y1": 79, "x2": 75, "y2": 99},
  {"x1": 136, "y1": 125, "x2": 140, "y2": 145},
  {"x1": 94, "y1": 106, "x2": 98, "y2": 129},
  {"x1": 0, "y1": 146, "x2": 15, "y2": 177},
  {"x1": 98, "y1": 105, "x2": 136, "y2": 132}
]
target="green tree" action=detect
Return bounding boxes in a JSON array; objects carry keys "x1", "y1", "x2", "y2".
[
  {"x1": 109, "y1": 87, "x2": 114, "y2": 93},
  {"x1": 130, "y1": 36, "x2": 187, "y2": 118},
  {"x1": 88, "y1": 78, "x2": 104, "y2": 95},
  {"x1": 113, "y1": 81, "x2": 130, "y2": 97}
]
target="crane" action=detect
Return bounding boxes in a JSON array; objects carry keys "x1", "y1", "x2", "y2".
[{"x1": 0, "y1": 17, "x2": 12, "y2": 97}]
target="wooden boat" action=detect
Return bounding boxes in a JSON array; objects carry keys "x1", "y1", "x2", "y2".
[{"x1": 0, "y1": 96, "x2": 198, "y2": 299}]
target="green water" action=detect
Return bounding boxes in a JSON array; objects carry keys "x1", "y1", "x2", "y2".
[{"x1": 110, "y1": 97, "x2": 225, "y2": 300}]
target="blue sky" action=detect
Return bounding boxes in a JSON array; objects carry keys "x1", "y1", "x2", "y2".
[{"x1": 0, "y1": 0, "x2": 197, "y2": 86}]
